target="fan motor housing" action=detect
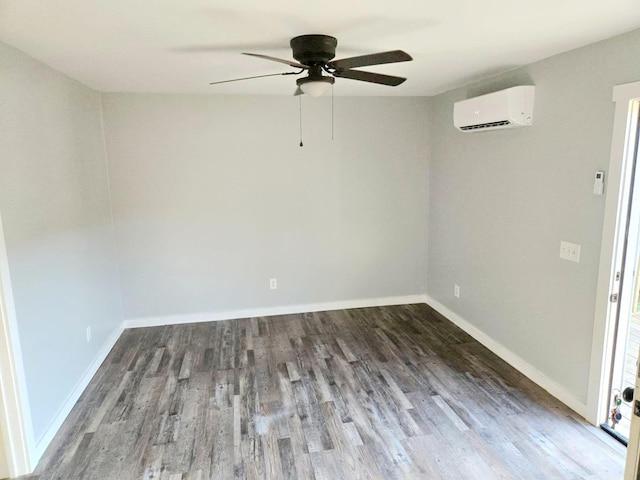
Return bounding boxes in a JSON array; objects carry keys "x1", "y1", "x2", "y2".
[{"x1": 290, "y1": 35, "x2": 337, "y2": 65}]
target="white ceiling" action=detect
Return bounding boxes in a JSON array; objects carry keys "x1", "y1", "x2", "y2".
[{"x1": 1, "y1": 0, "x2": 639, "y2": 96}]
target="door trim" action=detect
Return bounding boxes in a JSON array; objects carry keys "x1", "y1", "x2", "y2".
[
  {"x1": 588, "y1": 81, "x2": 640, "y2": 425},
  {"x1": 0, "y1": 212, "x2": 35, "y2": 477}
]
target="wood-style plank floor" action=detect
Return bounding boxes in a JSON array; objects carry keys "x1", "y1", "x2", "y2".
[{"x1": 24, "y1": 304, "x2": 624, "y2": 479}]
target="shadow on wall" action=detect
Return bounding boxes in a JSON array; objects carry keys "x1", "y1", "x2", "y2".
[{"x1": 465, "y1": 70, "x2": 536, "y2": 99}]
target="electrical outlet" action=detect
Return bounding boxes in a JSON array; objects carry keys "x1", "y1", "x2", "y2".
[
  {"x1": 454, "y1": 284, "x2": 460, "y2": 298},
  {"x1": 269, "y1": 278, "x2": 278, "y2": 290},
  {"x1": 86, "y1": 326, "x2": 92, "y2": 343},
  {"x1": 559, "y1": 241, "x2": 581, "y2": 263}
]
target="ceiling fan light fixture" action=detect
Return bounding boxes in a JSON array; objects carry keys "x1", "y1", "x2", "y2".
[{"x1": 297, "y1": 75, "x2": 335, "y2": 97}]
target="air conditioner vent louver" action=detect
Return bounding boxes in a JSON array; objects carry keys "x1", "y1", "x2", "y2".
[
  {"x1": 454, "y1": 86, "x2": 535, "y2": 132},
  {"x1": 460, "y1": 120, "x2": 512, "y2": 131}
]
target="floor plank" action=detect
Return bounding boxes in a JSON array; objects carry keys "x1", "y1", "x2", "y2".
[{"x1": 24, "y1": 304, "x2": 624, "y2": 479}]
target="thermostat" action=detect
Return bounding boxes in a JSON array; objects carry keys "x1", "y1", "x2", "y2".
[{"x1": 594, "y1": 171, "x2": 605, "y2": 195}]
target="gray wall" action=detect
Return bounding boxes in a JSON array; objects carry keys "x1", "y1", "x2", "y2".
[
  {"x1": 427, "y1": 28, "x2": 640, "y2": 404},
  {"x1": 101, "y1": 94, "x2": 430, "y2": 319},
  {"x1": 0, "y1": 42, "x2": 122, "y2": 442}
]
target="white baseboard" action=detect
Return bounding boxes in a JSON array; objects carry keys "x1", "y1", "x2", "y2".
[
  {"x1": 424, "y1": 295, "x2": 588, "y2": 418},
  {"x1": 31, "y1": 323, "x2": 124, "y2": 464},
  {"x1": 123, "y1": 294, "x2": 428, "y2": 329}
]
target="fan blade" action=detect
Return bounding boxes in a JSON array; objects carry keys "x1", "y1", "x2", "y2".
[
  {"x1": 209, "y1": 71, "x2": 300, "y2": 85},
  {"x1": 329, "y1": 50, "x2": 412, "y2": 70},
  {"x1": 332, "y1": 69, "x2": 406, "y2": 86},
  {"x1": 243, "y1": 53, "x2": 308, "y2": 69}
]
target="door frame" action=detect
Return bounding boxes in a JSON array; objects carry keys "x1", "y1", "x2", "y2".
[
  {"x1": 0, "y1": 211, "x2": 34, "y2": 477},
  {"x1": 588, "y1": 81, "x2": 640, "y2": 426}
]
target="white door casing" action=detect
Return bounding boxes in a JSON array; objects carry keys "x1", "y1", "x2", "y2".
[
  {"x1": 0, "y1": 211, "x2": 35, "y2": 477},
  {"x1": 0, "y1": 421, "x2": 8, "y2": 479},
  {"x1": 589, "y1": 82, "x2": 640, "y2": 427}
]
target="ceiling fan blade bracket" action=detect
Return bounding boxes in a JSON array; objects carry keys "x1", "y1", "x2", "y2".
[{"x1": 322, "y1": 64, "x2": 337, "y2": 75}]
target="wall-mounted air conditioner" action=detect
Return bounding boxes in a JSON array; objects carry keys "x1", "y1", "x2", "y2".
[{"x1": 453, "y1": 86, "x2": 535, "y2": 132}]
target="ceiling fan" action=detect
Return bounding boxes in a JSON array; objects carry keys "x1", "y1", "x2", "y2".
[{"x1": 210, "y1": 34, "x2": 413, "y2": 96}]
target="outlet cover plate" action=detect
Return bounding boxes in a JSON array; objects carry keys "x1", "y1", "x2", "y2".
[{"x1": 559, "y1": 241, "x2": 581, "y2": 263}]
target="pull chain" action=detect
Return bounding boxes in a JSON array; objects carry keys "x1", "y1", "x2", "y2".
[{"x1": 299, "y1": 95, "x2": 304, "y2": 147}]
